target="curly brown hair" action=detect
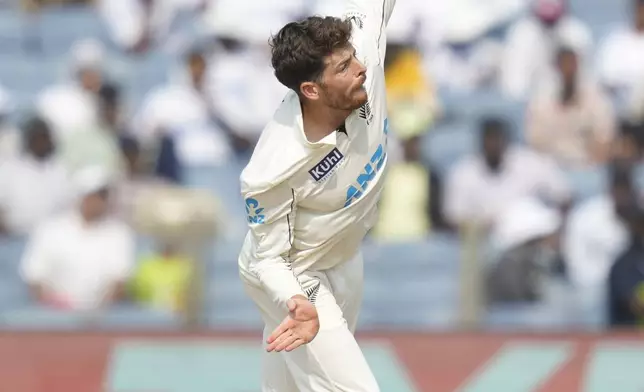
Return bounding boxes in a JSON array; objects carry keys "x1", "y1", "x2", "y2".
[{"x1": 269, "y1": 16, "x2": 353, "y2": 93}]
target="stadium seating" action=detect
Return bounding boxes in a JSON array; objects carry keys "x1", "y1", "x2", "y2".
[{"x1": 0, "y1": 0, "x2": 633, "y2": 331}]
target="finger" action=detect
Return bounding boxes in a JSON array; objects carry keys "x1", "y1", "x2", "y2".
[
  {"x1": 285, "y1": 338, "x2": 306, "y2": 352},
  {"x1": 266, "y1": 319, "x2": 291, "y2": 344},
  {"x1": 266, "y1": 331, "x2": 291, "y2": 352},
  {"x1": 274, "y1": 334, "x2": 299, "y2": 353},
  {"x1": 267, "y1": 328, "x2": 294, "y2": 352},
  {"x1": 286, "y1": 299, "x2": 297, "y2": 312}
]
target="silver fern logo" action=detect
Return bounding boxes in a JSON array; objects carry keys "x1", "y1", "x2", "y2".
[{"x1": 359, "y1": 100, "x2": 373, "y2": 125}]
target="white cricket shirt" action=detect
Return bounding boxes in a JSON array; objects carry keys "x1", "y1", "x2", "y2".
[{"x1": 238, "y1": 0, "x2": 396, "y2": 306}]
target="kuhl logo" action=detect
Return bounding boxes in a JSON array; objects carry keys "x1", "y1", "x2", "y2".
[
  {"x1": 245, "y1": 198, "x2": 265, "y2": 224},
  {"x1": 309, "y1": 148, "x2": 345, "y2": 182}
]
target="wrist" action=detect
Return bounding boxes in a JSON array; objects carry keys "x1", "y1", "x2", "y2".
[{"x1": 291, "y1": 294, "x2": 309, "y2": 302}]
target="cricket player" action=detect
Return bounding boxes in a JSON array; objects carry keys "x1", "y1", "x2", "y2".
[{"x1": 238, "y1": 0, "x2": 396, "y2": 390}]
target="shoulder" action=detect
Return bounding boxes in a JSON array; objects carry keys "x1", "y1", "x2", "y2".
[
  {"x1": 240, "y1": 93, "x2": 316, "y2": 195},
  {"x1": 559, "y1": 17, "x2": 591, "y2": 36},
  {"x1": 449, "y1": 155, "x2": 482, "y2": 181},
  {"x1": 510, "y1": 146, "x2": 555, "y2": 166},
  {"x1": 32, "y1": 212, "x2": 73, "y2": 239},
  {"x1": 569, "y1": 195, "x2": 611, "y2": 222},
  {"x1": 599, "y1": 27, "x2": 631, "y2": 48},
  {"x1": 101, "y1": 218, "x2": 135, "y2": 240},
  {"x1": 508, "y1": 17, "x2": 540, "y2": 37}
]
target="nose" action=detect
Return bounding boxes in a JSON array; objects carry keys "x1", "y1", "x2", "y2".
[{"x1": 356, "y1": 60, "x2": 367, "y2": 77}]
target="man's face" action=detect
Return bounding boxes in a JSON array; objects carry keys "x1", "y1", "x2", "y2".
[
  {"x1": 27, "y1": 129, "x2": 54, "y2": 159},
  {"x1": 316, "y1": 46, "x2": 368, "y2": 111},
  {"x1": 124, "y1": 147, "x2": 141, "y2": 175},
  {"x1": 80, "y1": 189, "x2": 110, "y2": 221},
  {"x1": 189, "y1": 55, "x2": 207, "y2": 87},
  {"x1": 78, "y1": 68, "x2": 102, "y2": 93},
  {"x1": 557, "y1": 52, "x2": 578, "y2": 82},
  {"x1": 482, "y1": 132, "x2": 507, "y2": 170}
]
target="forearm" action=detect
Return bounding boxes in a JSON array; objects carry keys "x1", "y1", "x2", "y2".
[{"x1": 251, "y1": 258, "x2": 306, "y2": 308}]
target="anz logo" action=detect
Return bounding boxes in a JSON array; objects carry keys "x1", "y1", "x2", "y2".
[
  {"x1": 245, "y1": 198, "x2": 265, "y2": 224},
  {"x1": 344, "y1": 119, "x2": 389, "y2": 207}
]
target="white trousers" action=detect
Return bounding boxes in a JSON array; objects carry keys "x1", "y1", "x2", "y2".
[{"x1": 241, "y1": 251, "x2": 380, "y2": 392}]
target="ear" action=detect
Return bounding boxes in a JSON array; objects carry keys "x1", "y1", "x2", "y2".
[{"x1": 300, "y1": 81, "x2": 320, "y2": 101}]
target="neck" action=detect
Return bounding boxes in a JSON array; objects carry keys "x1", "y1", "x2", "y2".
[
  {"x1": 561, "y1": 79, "x2": 577, "y2": 105},
  {"x1": 301, "y1": 101, "x2": 351, "y2": 143}
]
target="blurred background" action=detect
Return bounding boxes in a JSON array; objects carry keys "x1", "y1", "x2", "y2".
[{"x1": 1, "y1": 0, "x2": 644, "y2": 390}]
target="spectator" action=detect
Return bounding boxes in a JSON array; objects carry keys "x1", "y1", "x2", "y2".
[
  {"x1": 130, "y1": 241, "x2": 192, "y2": 313},
  {"x1": 444, "y1": 117, "x2": 570, "y2": 228},
  {"x1": 564, "y1": 161, "x2": 632, "y2": 290},
  {"x1": 98, "y1": 0, "x2": 205, "y2": 54},
  {"x1": 134, "y1": 47, "x2": 234, "y2": 164},
  {"x1": 0, "y1": 118, "x2": 70, "y2": 236},
  {"x1": 619, "y1": 120, "x2": 644, "y2": 158},
  {"x1": 596, "y1": 0, "x2": 644, "y2": 113},
  {"x1": 373, "y1": 130, "x2": 447, "y2": 242},
  {"x1": 608, "y1": 194, "x2": 644, "y2": 327},
  {"x1": 19, "y1": 166, "x2": 134, "y2": 311},
  {"x1": 207, "y1": 25, "x2": 289, "y2": 153},
  {"x1": 0, "y1": 86, "x2": 19, "y2": 161},
  {"x1": 500, "y1": 0, "x2": 592, "y2": 100},
  {"x1": 526, "y1": 47, "x2": 616, "y2": 167},
  {"x1": 36, "y1": 39, "x2": 104, "y2": 139},
  {"x1": 385, "y1": 46, "x2": 439, "y2": 133},
  {"x1": 486, "y1": 197, "x2": 562, "y2": 303},
  {"x1": 427, "y1": 23, "x2": 503, "y2": 92},
  {"x1": 114, "y1": 137, "x2": 171, "y2": 224},
  {"x1": 424, "y1": 0, "x2": 523, "y2": 91},
  {"x1": 60, "y1": 83, "x2": 126, "y2": 179}
]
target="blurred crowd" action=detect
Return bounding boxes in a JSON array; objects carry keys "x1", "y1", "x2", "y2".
[{"x1": 1, "y1": 0, "x2": 644, "y2": 329}]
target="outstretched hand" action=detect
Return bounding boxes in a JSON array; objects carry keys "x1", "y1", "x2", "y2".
[{"x1": 266, "y1": 295, "x2": 319, "y2": 352}]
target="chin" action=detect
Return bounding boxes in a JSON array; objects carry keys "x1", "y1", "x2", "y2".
[{"x1": 352, "y1": 90, "x2": 368, "y2": 109}]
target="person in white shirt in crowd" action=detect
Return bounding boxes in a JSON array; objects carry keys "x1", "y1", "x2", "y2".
[
  {"x1": 526, "y1": 47, "x2": 616, "y2": 168},
  {"x1": 61, "y1": 83, "x2": 127, "y2": 180},
  {"x1": 134, "y1": 47, "x2": 233, "y2": 166},
  {"x1": 596, "y1": 0, "x2": 644, "y2": 113},
  {"x1": 204, "y1": 0, "x2": 293, "y2": 149},
  {"x1": 0, "y1": 85, "x2": 19, "y2": 161},
  {"x1": 36, "y1": 39, "x2": 104, "y2": 140},
  {"x1": 20, "y1": 166, "x2": 134, "y2": 311},
  {"x1": 564, "y1": 161, "x2": 632, "y2": 290},
  {"x1": 113, "y1": 137, "x2": 171, "y2": 225},
  {"x1": 424, "y1": 0, "x2": 525, "y2": 91},
  {"x1": 500, "y1": 0, "x2": 592, "y2": 100},
  {"x1": 0, "y1": 118, "x2": 71, "y2": 236},
  {"x1": 98, "y1": 0, "x2": 205, "y2": 53},
  {"x1": 444, "y1": 117, "x2": 571, "y2": 228},
  {"x1": 487, "y1": 197, "x2": 563, "y2": 303}
]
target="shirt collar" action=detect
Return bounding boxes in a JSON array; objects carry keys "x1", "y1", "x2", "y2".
[{"x1": 288, "y1": 92, "x2": 338, "y2": 148}]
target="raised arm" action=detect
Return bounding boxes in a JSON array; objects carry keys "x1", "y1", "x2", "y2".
[{"x1": 343, "y1": 0, "x2": 397, "y2": 65}]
